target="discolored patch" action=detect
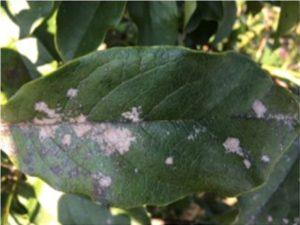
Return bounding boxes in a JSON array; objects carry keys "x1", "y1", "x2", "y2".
[{"x1": 121, "y1": 106, "x2": 142, "y2": 122}]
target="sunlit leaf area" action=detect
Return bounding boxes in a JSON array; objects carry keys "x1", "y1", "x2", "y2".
[{"x1": 1, "y1": 1, "x2": 299, "y2": 225}]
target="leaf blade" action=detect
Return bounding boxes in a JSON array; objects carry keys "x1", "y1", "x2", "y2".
[{"x1": 1, "y1": 47, "x2": 299, "y2": 208}]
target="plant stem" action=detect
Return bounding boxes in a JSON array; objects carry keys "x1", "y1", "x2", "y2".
[{"x1": 1, "y1": 172, "x2": 20, "y2": 225}]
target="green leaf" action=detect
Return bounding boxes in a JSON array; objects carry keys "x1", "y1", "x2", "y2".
[
  {"x1": 6, "y1": 0, "x2": 54, "y2": 37},
  {"x1": 213, "y1": 1, "x2": 237, "y2": 44},
  {"x1": 1, "y1": 48, "x2": 39, "y2": 98},
  {"x1": 58, "y1": 194, "x2": 131, "y2": 225},
  {"x1": 233, "y1": 140, "x2": 300, "y2": 225},
  {"x1": 185, "y1": 1, "x2": 236, "y2": 44},
  {"x1": 186, "y1": 1, "x2": 223, "y2": 33},
  {"x1": 33, "y1": 10, "x2": 61, "y2": 62},
  {"x1": 276, "y1": 1, "x2": 300, "y2": 37},
  {"x1": 245, "y1": 1, "x2": 263, "y2": 16},
  {"x1": 1, "y1": 47, "x2": 299, "y2": 208},
  {"x1": 184, "y1": 1, "x2": 197, "y2": 27},
  {"x1": 55, "y1": 1, "x2": 126, "y2": 61},
  {"x1": 128, "y1": 1, "x2": 178, "y2": 45}
]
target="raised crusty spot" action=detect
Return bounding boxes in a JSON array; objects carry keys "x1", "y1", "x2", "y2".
[
  {"x1": 165, "y1": 156, "x2": 174, "y2": 165},
  {"x1": 35, "y1": 102, "x2": 60, "y2": 119},
  {"x1": 0, "y1": 123, "x2": 17, "y2": 157},
  {"x1": 39, "y1": 125, "x2": 59, "y2": 140},
  {"x1": 223, "y1": 137, "x2": 252, "y2": 169},
  {"x1": 243, "y1": 159, "x2": 251, "y2": 169},
  {"x1": 187, "y1": 125, "x2": 207, "y2": 141},
  {"x1": 93, "y1": 125, "x2": 136, "y2": 155},
  {"x1": 62, "y1": 134, "x2": 71, "y2": 146},
  {"x1": 66, "y1": 88, "x2": 78, "y2": 99},
  {"x1": 69, "y1": 114, "x2": 87, "y2": 123},
  {"x1": 121, "y1": 106, "x2": 142, "y2": 122},
  {"x1": 267, "y1": 215, "x2": 273, "y2": 222},
  {"x1": 33, "y1": 117, "x2": 60, "y2": 125},
  {"x1": 92, "y1": 172, "x2": 112, "y2": 195},
  {"x1": 223, "y1": 137, "x2": 244, "y2": 157},
  {"x1": 252, "y1": 100, "x2": 267, "y2": 118},
  {"x1": 261, "y1": 155, "x2": 270, "y2": 163},
  {"x1": 73, "y1": 123, "x2": 93, "y2": 137}
]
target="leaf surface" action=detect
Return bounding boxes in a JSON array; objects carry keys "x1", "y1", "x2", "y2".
[
  {"x1": 1, "y1": 47, "x2": 299, "y2": 208},
  {"x1": 234, "y1": 140, "x2": 300, "y2": 225}
]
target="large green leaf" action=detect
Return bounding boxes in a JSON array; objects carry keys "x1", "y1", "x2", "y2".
[
  {"x1": 1, "y1": 47, "x2": 299, "y2": 208},
  {"x1": 55, "y1": 1, "x2": 125, "y2": 61},
  {"x1": 128, "y1": 1, "x2": 178, "y2": 45},
  {"x1": 233, "y1": 140, "x2": 300, "y2": 225}
]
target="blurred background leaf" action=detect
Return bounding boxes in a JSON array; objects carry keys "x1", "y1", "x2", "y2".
[
  {"x1": 1, "y1": 48, "x2": 39, "y2": 99},
  {"x1": 4, "y1": 0, "x2": 54, "y2": 38},
  {"x1": 128, "y1": 1, "x2": 178, "y2": 45},
  {"x1": 58, "y1": 194, "x2": 151, "y2": 225},
  {"x1": 276, "y1": 1, "x2": 300, "y2": 41},
  {"x1": 55, "y1": 1, "x2": 126, "y2": 61}
]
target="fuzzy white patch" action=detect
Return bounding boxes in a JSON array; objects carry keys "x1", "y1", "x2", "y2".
[
  {"x1": 122, "y1": 106, "x2": 142, "y2": 122},
  {"x1": 73, "y1": 123, "x2": 92, "y2": 137},
  {"x1": 268, "y1": 114, "x2": 295, "y2": 130},
  {"x1": 134, "y1": 168, "x2": 139, "y2": 173},
  {"x1": 165, "y1": 156, "x2": 174, "y2": 165},
  {"x1": 100, "y1": 126, "x2": 136, "y2": 155},
  {"x1": 0, "y1": 123, "x2": 17, "y2": 157},
  {"x1": 35, "y1": 102, "x2": 60, "y2": 119},
  {"x1": 66, "y1": 88, "x2": 78, "y2": 99},
  {"x1": 90, "y1": 124, "x2": 136, "y2": 155},
  {"x1": 261, "y1": 155, "x2": 270, "y2": 163},
  {"x1": 92, "y1": 172, "x2": 112, "y2": 187},
  {"x1": 33, "y1": 117, "x2": 60, "y2": 125},
  {"x1": 39, "y1": 125, "x2": 58, "y2": 140},
  {"x1": 223, "y1": 137, "x2": 252, "y2": 169},
  {"x1": 243, "y1": 159, "x2": 251, "y2": 169},
  {"x1": 283, "y1": 218, "x2": 289, "y2": 224},
  {"x1": 62, "y1": 134, "x2": 71, "y2": 146},
  {"x1": 69, "y1": 114, "x2": 87, "y2": 123},
  {"x1": 267, "y1": 215, "x2": 273, "y2": 222},
  {"x1": 187, "y1": 126, "x2": 206, "y2": 141},
  {"x1": 252, "y1": 100, "x2": 267, "y2": 118},
  {"x1": 223, "y1": 137, "x2": 244, "y2": 157},
  {"x1": 99, "y1": 176, "x2": 112, "y2": 187}
]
